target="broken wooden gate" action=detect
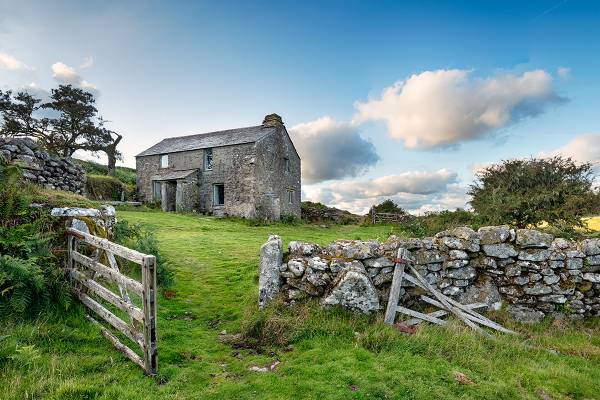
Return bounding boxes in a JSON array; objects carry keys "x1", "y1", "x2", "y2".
[
  {"x1": 66, "y1": 227, "x2": 158, "y2": 375},
  {"x1": 384, "y1": 248, "x2": 515, "y2": 336}
]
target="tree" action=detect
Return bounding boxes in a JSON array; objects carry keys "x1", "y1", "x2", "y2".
[
  {"x1": 468, "y1": 157, "x2": 599, "y2": 228},
  {"x1": 370, "y1": 199, "x2": 407, "y2": 215},
  {"x1": 101, "y1": 126, "x2": 123, "y2": 177},
  {"x1": 0, "y1": 85, "x2": 123, "y2": 172}
]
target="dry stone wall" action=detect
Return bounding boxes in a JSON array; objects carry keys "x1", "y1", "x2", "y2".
[
  {"x1": 0, "y1": 137, "x2": 85, "y2": 194},
  {"x1": 259, "y1": 226, "x2": 600, "y2": 323}
]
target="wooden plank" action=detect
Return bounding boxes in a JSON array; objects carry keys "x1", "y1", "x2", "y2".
[
  {"x1": 66, "y1": 227, "x2": 146, "y2": 264},
  {"x1": 86, "y1": 315, "x2": 145, "y2": 370},
  {"x1": 141, "y1": 255, "x2": 158, "y2": 375},
  {"x1": 106, "y1": 251, "x2": 132, "y2": 305},
  {"x1": 408, "y1": 266, "x2": 489, "y2": 336},
  {"x1": 383, "y1": 248, "x2": 409, "y2": 325},
  {"x1": 67, "y1": 268, "x2": 144, "y2": 323},
  {"x1": 404, "y1": 273, "x2": 516, "y2": 334},
  {"x1": 402, "y1": 302, "x2": 487, "y2": 326},
  {"x1": 420, "y1": 296, "x2": 516, "y2": 334},
  {"x1": 72, "y1": 251, "x2": 143, "y2": 296},
  {"x1": 396, "y1": 305, "x2": 447, "y2": 326},
  {"x1": 76, "y1": 290, "x2": 144, "y2": 348}
]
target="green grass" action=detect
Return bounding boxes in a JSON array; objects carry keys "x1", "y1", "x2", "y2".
[{"x1": 1, "y1": 211, "x2": 600, "y2": 399}]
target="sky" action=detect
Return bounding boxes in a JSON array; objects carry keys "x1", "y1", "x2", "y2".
[{"x1": 1, "y1": 0, "x2": 599, "y2": 214}]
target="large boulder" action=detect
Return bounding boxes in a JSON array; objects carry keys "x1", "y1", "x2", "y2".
[
  {"x1": 321, "y1": 264, "x2": 380, "y2": 313},
  {"x1": 288, "y1": 241, "x2": 320, "y2": 256},
  {"x1": 459, "y1": 276, "x2": 503, "y2": 311},
  {"x1": 580, "y1": 239, "x2": 600, "y2": 256},
  {"x1": 507, "y1": 305, "x2": 545, "y2": 324},
  {"x1": 482, "y1": 243, "x2": 518, "y2": 258},
  {"x1": 324, "y1": 240, "x2": 380, "y2": 260},
  {"x1": 478, "y1": 225, "x2": 511, "y2": 245},
  {"x1": 258, "y1": 235, "x2": 283, "y2": 309},
  {"x1": 515, "y1": 229, "x2": 554, "y2": 248}
]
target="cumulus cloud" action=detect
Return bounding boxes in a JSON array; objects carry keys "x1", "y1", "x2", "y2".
[
  {"x1": 544, "y1": 133, "x2": 600, "y2": 168},
  {"x1": 0, "y1": 52, "x2": 33, "y2": 71},
  {"x1": 289, "y1": 116, "x2": 379, "y2": 184},
  {"x1": 353, "y1": 69, "x2": 564, "y2": 149},
  {"x1": 51, "y1": 60, "x2": 98, "y2": 93},
  {"x1": 52, "y1": 62, "x2": 81, "y2": 85},
  {"x1": 303, "y1": 169, "x2": 459, "y2": 214}
]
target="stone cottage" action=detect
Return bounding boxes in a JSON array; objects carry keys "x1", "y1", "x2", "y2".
[{"x1": 136, "y1": 114, "x2": 301, "y2": 220}]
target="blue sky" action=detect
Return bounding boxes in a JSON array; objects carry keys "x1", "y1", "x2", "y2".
[{"x1": 1, "y1": 0, "x2": 599, "y2": 213}]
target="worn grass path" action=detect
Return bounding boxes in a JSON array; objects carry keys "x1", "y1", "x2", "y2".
[{"x1": 1, "y1": 211, "x2": 600, "y2": 399}]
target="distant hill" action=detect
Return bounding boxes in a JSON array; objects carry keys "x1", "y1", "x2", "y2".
[
  {"x1": 301, "y1": 201, "x2": 362, "y2": 225},
  {"x1": 74, "y1": 159, "x2": 137, "y2": 201},
  {"x1": 74, "y1": 159, "x2": 136, "y2": 186}
]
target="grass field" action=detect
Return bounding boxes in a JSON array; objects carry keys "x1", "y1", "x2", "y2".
[{"x1": 1, "y1": 211, "x2": 600, "y2": 399}]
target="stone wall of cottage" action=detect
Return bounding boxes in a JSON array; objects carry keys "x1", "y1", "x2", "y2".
[
  {"x1": 0, "y1": 137, "x2": 86, "y2": 194},
  {"x1": 259, "y1": 226, "x2": 600, "y2": 323}
]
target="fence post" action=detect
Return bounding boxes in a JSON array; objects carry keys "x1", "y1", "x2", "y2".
[{"x1": 142, "y1": 255, "x2": 158, "y2": 375}]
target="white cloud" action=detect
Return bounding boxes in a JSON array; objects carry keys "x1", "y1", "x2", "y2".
[
  {"x1": 289, "y1": 116, "x2": 379, "y2": 184},
  {"x1": 353, "y1": 69, "x2": 564, "y2": 149},
  {"x1": 544, "y1": 133, "x2": 600, "y2": 167},
  {"x1": 557, "y1": 66, "x2": 571, "y2": 79},
  {"x1": 52, "y1": 62, "x2": 81, "y2": 85},
  {"x1": 303, "y1": 169, "x2": 460, "y2": 214},
  {"x1": 51, "y1": 60, "x2": 98, "y2": 94},
  {"x1": 0, "y1": 52, "x2": 33, "y2": 71}
]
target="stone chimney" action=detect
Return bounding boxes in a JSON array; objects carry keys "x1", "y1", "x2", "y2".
[{"x1": 262, "y1": 113, "x2": 284, "y2": 127}]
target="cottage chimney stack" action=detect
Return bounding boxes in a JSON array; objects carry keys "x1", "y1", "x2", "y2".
[{"x1": 262, "y1": 113, "x2": 284, "y2": 127}]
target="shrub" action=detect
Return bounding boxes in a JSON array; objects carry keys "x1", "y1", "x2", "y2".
[
  {"x1": 86, "y1": 174, "x2": 133, "y2": 201},
  {"x1": 469, "y1": 156, "x2": 599, "y2": 229},
  {"x1": 280, "y1": 214, "x2": 301, "y2": 225},
  {"x1": 114, "y1": 220, "x2": 173, "y2": 288}
]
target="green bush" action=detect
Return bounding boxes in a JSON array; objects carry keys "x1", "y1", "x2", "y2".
[
  {"x1": 114, "y1": 220, "x2": 173, "y2": 288},
  {"x1": 85, "y1": 174, "x2": 133, "y2": 201},
  {"x1": 469, "y1": 156, "x2": 598, "y2": 228}
]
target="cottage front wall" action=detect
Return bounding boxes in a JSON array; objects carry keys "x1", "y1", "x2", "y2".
[
  {"x1": 199, "y1": 143, "x2": 258, "y2": 217},
  {"x1": 136, "y1": 126, "x2": 301, "y2": 219}
]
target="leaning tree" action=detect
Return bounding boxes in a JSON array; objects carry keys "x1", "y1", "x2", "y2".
[
  {"x1": 0, "y1": 85, "x2": 122, "y2": 172},
  {"x1": 469, "y1": 156, "x2": 599, "y2": 229}
]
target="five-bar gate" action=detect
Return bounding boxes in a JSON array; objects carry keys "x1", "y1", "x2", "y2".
[{"x1": 66, "y1": 227, "x2": 158, "y2": 375}]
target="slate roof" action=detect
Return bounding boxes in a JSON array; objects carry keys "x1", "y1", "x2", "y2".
[
  {"x1": 136, "y1": 125, "x2": 275, "y2": 157},
  {"x1": 151, "y1": 169, "x2": 197, "y2": 181}
]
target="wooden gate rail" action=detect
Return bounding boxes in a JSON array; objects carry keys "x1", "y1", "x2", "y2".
[{"x1": 66, "y1": 227, "x2": 158, "y2": 375}]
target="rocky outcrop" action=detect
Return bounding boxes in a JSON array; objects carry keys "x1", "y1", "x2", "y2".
[
  {"x1": 259, "y1": 226, "x2": 600, "y2": 320},
  {"x1": 0, "y1": 137, "x2": 86, "y2": 194}
]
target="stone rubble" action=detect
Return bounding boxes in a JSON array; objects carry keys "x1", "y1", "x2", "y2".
[
  {"x1": 0, "y1": 137, "x2": 86, "y2": 194},
  {"x1": 259, "y1": 226, "x2": 600, "y2": 322}
]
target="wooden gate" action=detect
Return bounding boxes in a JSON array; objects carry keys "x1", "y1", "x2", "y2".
[{"x1": 66, "y1": 227, "x2": 158, "y2": 375}]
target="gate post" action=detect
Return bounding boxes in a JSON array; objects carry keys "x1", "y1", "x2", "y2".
[{"x1": 142, "y1": 255, "x2": 158, "y2": 375}]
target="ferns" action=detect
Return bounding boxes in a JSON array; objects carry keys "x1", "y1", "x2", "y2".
[
  {"x1": 0, "y1": 155, "x2": 31, "y2": 227},
  {"x1": 0, "y1": 156, "x2": 72, "y2": 320}
]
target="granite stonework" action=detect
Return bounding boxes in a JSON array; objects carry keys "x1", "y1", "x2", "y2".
[
  {"x1": 259, "y1": 226, "x2": 600, "y2": 322},
  {"x1": 0, "y1": 137, "x2": 85, "y2": 194},
  {"x1": 136, "y1": 114, "x2": 301, "y2": 220}
]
